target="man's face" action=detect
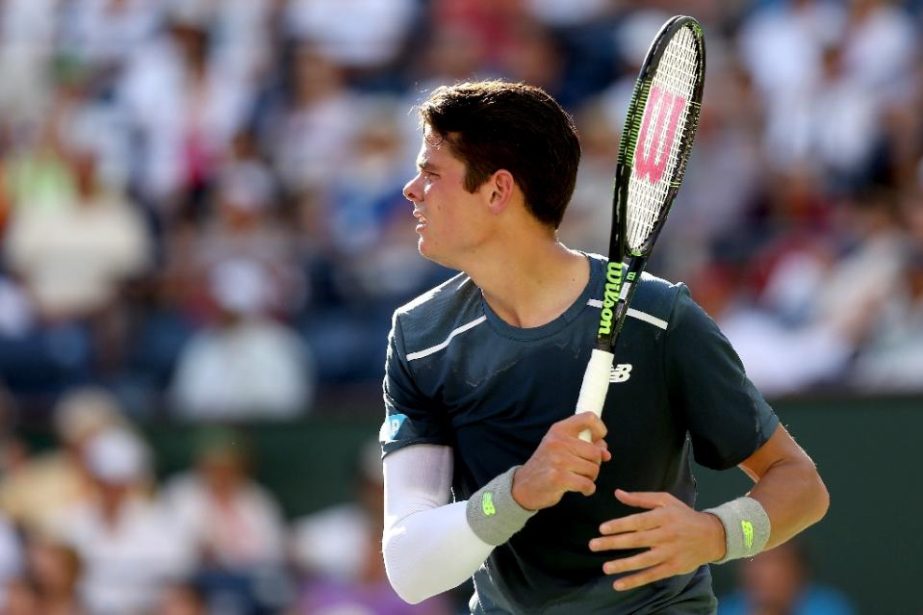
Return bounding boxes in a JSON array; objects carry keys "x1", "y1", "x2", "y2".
[{"x1": 402, "y1": 128, "x2": 493, "y2": 269}]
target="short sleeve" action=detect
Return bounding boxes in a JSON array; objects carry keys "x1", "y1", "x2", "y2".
[
  {"x1": 664, "y1": 286, "x2": 779, "y2": 470},
  {"x1": 381, "y1": 314, "x2": 452, "y2": 457}
]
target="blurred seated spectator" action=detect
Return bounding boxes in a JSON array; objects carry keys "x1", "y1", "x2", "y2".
[
  {"x1": 284, "y1": 0, "x2": 418, "y2": 83},
  {"x1": 170, "y1": 258, "x2": 314, "y2": 420},
  {"x1": 718, "y1": 539, "x2": 855, "y2": 615},
  {"x1": 557, "y1": 96, "x2": 620, "y2": 256},
  {"x1": 179, "y1": 148, "x2": 303, "y2": 319},
  {"x1": 851, "y1": 246, "x2": 923, "y2": 391},
  {"x1": 292, "y1": 439, "x2": 453, "y2": 614},
  {"x1": 116, "y1": 2, "x2": 255, "y2": 211},
  {"x1": 4, "y1": 143, "x2": 152, "y2": 321},
  {"x1": 4, "y1": 104, "x2": 76, "y2": 217},
  {"x1": 162, "y1": 428, "x2": 292, "y2": 614},
  {"x1": 708, "y1": 187, "x2": 905, "y2": 396},
  {"x1": 162, "y1": 429, "x2": 287, "y2": 569},
  {"x1": 269, "y1": 43, "x2": 358, "y2": 197},
  {"x1": 0, "y1": 387, "x2": 126, "y2": 535},
  {"x1": 49, "y1": 428, "x2": 195, "y2": 615}
]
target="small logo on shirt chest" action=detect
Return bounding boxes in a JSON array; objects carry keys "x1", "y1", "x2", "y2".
[{"x1": 609, "y1": 363, "x2": 633, "y2": 383}]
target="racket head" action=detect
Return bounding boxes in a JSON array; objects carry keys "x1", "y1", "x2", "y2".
[
  {"x1": 595, "y1": 16, "x2": 705, "y2": 351},
  {"x1": 612, "y1": 15, "x2": 706, "y2": 260}
]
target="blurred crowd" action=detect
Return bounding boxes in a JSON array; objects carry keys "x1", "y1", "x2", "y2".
[
  {"x1": 0, "y1": 0, "x2": 919, "y2": 611},
  {"x1": 0, "y1": 386, "x2": 456, "y2": 614},
  {"x1": 1, "y1": 0, "x2": 923, "y2": 420}
]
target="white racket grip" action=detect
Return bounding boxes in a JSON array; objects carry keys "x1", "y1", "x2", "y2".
[{"x1": 575, "y1": 349, "x2": 614, "y2": 442}]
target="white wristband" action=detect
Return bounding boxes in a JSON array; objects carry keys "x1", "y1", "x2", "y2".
[{"x1": 704, "y1": 496, "x2": 771, "y2": 563}]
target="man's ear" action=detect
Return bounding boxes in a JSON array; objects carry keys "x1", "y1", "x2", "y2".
[{"x1": 487, "y1": 170, "x2": 515, "y2": 214}]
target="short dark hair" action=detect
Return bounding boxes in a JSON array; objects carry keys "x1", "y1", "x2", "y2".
[{"x1": 418, "y1": 81, "x2": 581, "y2": 229}]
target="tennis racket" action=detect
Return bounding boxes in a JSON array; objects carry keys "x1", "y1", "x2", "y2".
[{"x1": 577, "y1": 15, "x2": 706, "y2": 441}]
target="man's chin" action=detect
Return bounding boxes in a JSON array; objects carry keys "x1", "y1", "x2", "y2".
[{"x1": 417, "y1": 240, "x2": 455, "y2": 269}]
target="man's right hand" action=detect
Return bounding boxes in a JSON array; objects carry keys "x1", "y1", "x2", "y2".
[{"x1": 511, "y1": 412, "x2": 611, "y2": 511}]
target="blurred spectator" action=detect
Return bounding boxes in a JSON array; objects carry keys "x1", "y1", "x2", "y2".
[
  {"x1": 170, "y1": 258, "x2": 314, "y2": 420},
  {"x1": 852, "y1": 245, "x2": 923, "y2": 391},
  {"x1": 557, "y1": 96, "x2": 620, "y2": 255},
  {"x1": 269, "y1": 43, "x2": 358, "y2": 197},
  {"x1": 162, "y1": 429, "x2": 291, "y2": 614},
  {"x1": 0, "y1": 0, "x2": 58, "y2": 128},
  {"x1": 840, "y1": 0, "x2": 917, "y2": 96},
  {"x1": 768, "y1": 39, "x2": 879, "y2": 188},
  {"x1": 0, "y1": 387, "x2": 126, "y2": 535},
  {"x1": 284, "y1": 0, "x2": 418, "y2": 83},
  {"x1": 5, "y1": 142, "x2": 152, "y2": 321},
  {"x1": 4, "y1": 98, "x2": 78, "y2": 217},
  {"x1": 117, "y1": 4, "x2": 254, "y2": 212},
  {"x1": 49, "y1": 428, "x2": 195, "y2": 615},
  {"x1": 737, "y1": 0, "x2": 845, "y2": 110},
  {"x1": 714, "y1": 188, "x2": 905, "y2": 395},
  {"x1": 718, "y1": 539, "x2": 856, "y2": 615},
  {"x1": 430, "y1": 0, "x2": 528, "y2": 67},
  {"x1": 195, "y1": 142, "x2": 302, "y2": 313},
  {"x1": 292, "y1": 439, "x2": 452, "y2": 615},
  {"x1": 163, "y1": 429, "x2": 286, "y2": 570},
  {"x1": 57, "y1": 0, "x2": 161, "y2": 80}
]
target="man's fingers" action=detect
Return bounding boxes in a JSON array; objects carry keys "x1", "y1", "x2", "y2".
[
  {"x1": 565, "y1": 412, "x2": 608, "y2": 441},
  {"x1": 602, "y1": 546, "x2": 662, "y2": 576},
  {"x1": 599, "y1": 510, "x2": 661, "y2": 535},
  {"x1": 589, "y1": 528, "x2": 660, "y2": 552},
  {"x1": 562, "y1": 456, "x2": 604, "y2": 483},
  {"x1": 614, "y1": 489, "x2": 674, "y2": 509},
  {"x1": 612, "y1": 562, "x2": 675, "y2": 592},
  {"x1": 559, "y1": 472, "x2": 598, "y2": 497}
]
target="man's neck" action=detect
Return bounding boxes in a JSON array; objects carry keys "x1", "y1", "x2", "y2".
[{"x1": 465, "y1": 238, "x2": 589, "y2": 329}]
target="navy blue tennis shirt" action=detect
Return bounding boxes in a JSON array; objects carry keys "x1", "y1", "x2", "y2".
[{"x1": 381, "y1": 253, "x2": 779, "y2": 613}]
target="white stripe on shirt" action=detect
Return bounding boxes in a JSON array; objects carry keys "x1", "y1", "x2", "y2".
[
  {"x1": 406, "y1": 315, "x2": 488, "y2": 361},
  {"x1": 586, "y1": 299, "x2": 668, "y2": 330}
]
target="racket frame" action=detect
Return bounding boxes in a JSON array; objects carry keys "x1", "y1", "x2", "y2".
[{"x1": 576, "y1": 15, "x2": 706, "y2": 432}]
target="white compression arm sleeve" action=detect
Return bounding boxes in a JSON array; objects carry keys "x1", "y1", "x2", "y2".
[{"x1": 382, "y1": 444, "x2": 494, "y2": 604}]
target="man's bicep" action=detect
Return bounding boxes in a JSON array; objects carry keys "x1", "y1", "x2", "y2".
[
  {"x1": 382, "y1": 319, "x2": 452, "y2": 455},
  {"x1": 666, "y1": 287, "x2": 779, "y2": 469},
  {"x1": 737, "y1": 424, "x2": 814, "y2": 482}
]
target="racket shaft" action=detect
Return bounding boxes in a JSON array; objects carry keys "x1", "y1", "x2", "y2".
[{"x1": 576, "y1": 348, "x2": 614, "y2": 442}]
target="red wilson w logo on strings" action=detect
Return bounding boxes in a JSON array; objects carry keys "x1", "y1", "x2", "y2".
[{"x1": 635, "y1": 85, "x2": 686, "y2": 184}]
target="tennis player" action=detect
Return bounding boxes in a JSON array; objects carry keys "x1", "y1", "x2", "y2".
[{"x1": 381, "y1": 81, "x2": 828, "y2": 614}]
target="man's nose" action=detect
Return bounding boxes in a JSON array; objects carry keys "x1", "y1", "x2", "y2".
[{"x1": 403, "y1": 174, "x2": 421, "y2": 203}]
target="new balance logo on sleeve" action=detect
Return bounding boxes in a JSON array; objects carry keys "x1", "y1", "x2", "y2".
[{"x1": 610, "y1": 364, "x2": 633, "y2": 383}]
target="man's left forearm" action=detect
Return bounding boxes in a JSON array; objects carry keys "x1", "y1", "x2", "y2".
[{"x1": 739, "y1": 428, "x2": 830, "y2": 550}]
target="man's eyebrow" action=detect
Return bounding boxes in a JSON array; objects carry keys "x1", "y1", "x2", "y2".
[{"x1": 416, "y1": 160, "x2": 439, "y2": 172}]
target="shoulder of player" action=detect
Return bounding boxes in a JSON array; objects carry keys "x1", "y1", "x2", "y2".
[
  {"x1": 629, "y1": 271, "x2": 689, "y2": 330},
  {"x1": 391, "y1": 272, "x2": 484, "y2": 353}
]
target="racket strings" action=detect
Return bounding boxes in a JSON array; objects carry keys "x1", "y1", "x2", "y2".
[{"x1": 626, "y1": 26, "x2": 700, "y2": 253}]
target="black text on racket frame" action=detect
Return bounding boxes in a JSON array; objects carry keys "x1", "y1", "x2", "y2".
[{"x1": 576, "y1": 15, "x2": 706, "y2": 440}]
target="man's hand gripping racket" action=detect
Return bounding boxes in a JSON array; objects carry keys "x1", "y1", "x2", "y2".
[{"x1": 577, "y1": 16, "x2": 706, "y2": 441}]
